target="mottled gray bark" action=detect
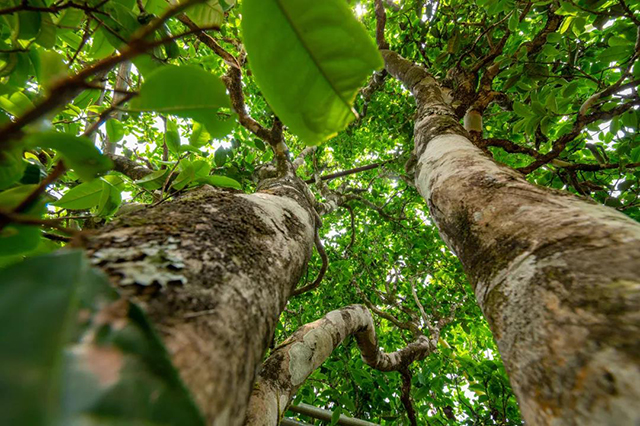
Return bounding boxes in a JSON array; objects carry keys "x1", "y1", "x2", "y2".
[
  {"x1": 244, "y1": 305, "x2": 436, "y2": 426},
  {"x1": 87, "y1": 177, "x2": 316, "y2": 425},
  {"x1": 382, "y1": 49, "x2": 640, "y2": 425}
]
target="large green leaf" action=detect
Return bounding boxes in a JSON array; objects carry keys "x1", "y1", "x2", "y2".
[
  {"x1": 53, "y1": 176, "x2": 123, "y2": 214},
  {"x1": 196, "y1": 174, "x2": 242, "y2": 190},
  {"x1": 106, "y1": 119, "x2": 125, "y2": 143},
  {"x1": 0, "y1": 148, "x2": 26, "y2": 190},
  {"x1": 130, "y1": 65, "x2": 232, "y2": 136},
  {"x1": 0, "y1": 250, "x2": 206, "y2": 426},
  {"x1": 52, "y1": 178, "x2": 104, "y2": 210},
  {"x1": 135, "y1": 168, "x2": 171, "y2": 191},
  {"x1": 242, "y1": 0, "x2": 383, "y2": 144},
  {"x1": 184, "y1": 0, "x2": 225, "y2": 29},
  {"x1": 0, "y1": 185, "x2": 44, "y2": 256},
  {"x1": 25, "y1": 132, "x2": 113, "y2": 181}
]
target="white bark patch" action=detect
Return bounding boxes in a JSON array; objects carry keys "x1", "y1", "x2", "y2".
[
  {"x1": 91, "y1": 237, "x2": 186, "y2": 287},
  {"x1": 289, "y1": 327, "x2": 334, "y2": 386},
  {"x1": 415, "y1": 134, "x2": 493, "y2": 201},
  {"x1": 239, "y1": 190, "x2": 314, "y2": 246},
  {"x1": 478, "y1": 251, "x2": 539, "y2": 307}
]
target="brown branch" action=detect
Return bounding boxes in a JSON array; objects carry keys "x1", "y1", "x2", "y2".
[
  {"x1": 619, "y1": 0, "x2": 640, "y2": 26},
  {"x1": 400, "y1": 368, "x2": 417, "y2": 426},
  {"x1": 0, "y1": 1, "x2": 109, "y2": 16},
  {"x1": 562, "y1": 162, "x2": 640, "y2": 172},
  {"x1": 223, "y1": 65, "x2": 273, "y2": 144},
  {"x1": 518, "y1": 100, "x2": 640, "y2": 174},
  {"x1": 107, "y1": 154, "x2": 154, "y2": 180},
  {"x1": 43, "y1": 232, "x2": 72, "y2": 243},
  {"x1": 344, "y1": 204, "x2": 356, "y2": 254},
  {"x1": 291, "y1": 228, "x2": 328, "y2": 296},
  {"x1": 304, "y1": 161, "x2": 393, "y2": 184},
  {"x1": 524, "y1": 6, "x2": 563, "y2": 59},
  {"x1": 176, "y1": 15, "x2": 241, "y2": 68},
  {"x1": 353, "y1": 280, "x2": 421, "y2": 336},
  {"x1": 0, "y1": 210, "x2": 80, "y2": 236},
  {"x1": 484, "y1": 138, "x2": 541, "y2": 158},
  {"x1": 375, "y1": 0, "x2": 389, "y2": 50}
]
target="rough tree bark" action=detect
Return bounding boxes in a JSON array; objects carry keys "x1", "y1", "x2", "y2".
[
  {"x1": 86, "y1": 173, "x2": 316, "y2": 425},
  {"x1": 382, "y1": 49, "x2": 640, "y2": 425}
]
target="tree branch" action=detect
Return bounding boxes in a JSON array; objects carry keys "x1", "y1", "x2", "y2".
[{"x1": 244, "y1": 305, "x2": 438, "y2": 425}]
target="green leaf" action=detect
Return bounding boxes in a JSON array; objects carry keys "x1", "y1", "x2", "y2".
[
  {"x1": 35, "y1": 13, "x2": 56, "y2": 48},
  {"x1": 0, "y1": 91, "x2": 35, "y2": 116},
  {"x1": 531, "y1": 101, "x2": 546, "y2": 116},
  {"x1": 204, "y1": 114, "x2": 237, "y2": 139},
  {"x1": 17, "y1": 11, "x2": 42, "y2": 40},
  {"x1": 608, "y1": 35, "x2": 633, "y2": 47},
  {"x1": 96, "y1": 175, "x2": 123, "y2": 217},
  {"x1": 20, "y1": 161, "x2": 45, "y2": 185},
  {"x1": 508, "y1": 12, "x2": 519, "y2": 32},
  {"x1": 130, "y1": 65, "x2": 231, "y2": 134},
  {"x1": 196, "y1": 174, "x2": 242, "y2": 190},
  {"x1": 53, "y1": 176, "x2": 123, "y2": 214},
  {"x1": 331, "y1": 406, "x2": 342, "y2": 425},
  {"x1": 598, "y1": 45, "x2": 632, "y2": 63},
  {"x1": 0, "y1": 149, "x2": 26, "y2": 190},
  {"x1": 166, "y1": 119, "x2": 181, "y2": 154},
  {"x1": 106, "y1": 118, "x2": 125, "y2": 143},
  {"x1": 544, "y1": 92, "x2": 558, "y2": 113},
  {"x1": 0, "y1": 250, "x2": 206, "y2": 426},
  {"x1": 192, "y1": 160, "x2": 211, "y2": 178},
  {"x1": 189, "y1": 122, "x2": 211, "y2": 148},
  {"x1": 513, "y1": 101, "x2": 533, "y2": 117},
  {"x1": 184, "y1": 0, "x2": 225, "y2": 29},
  {"x1": 53, "y1": 178, "x2": 104, "y2": 210},
  {"x1": 135, "y1": 168, "x2": 171, "y2": 190},
  {"x1": 172, "y1": 164, "x2": 196, "y2": 191},
  {"x1": 0, "y1": 185, "x2": 43, "y2": 256},
  {"x1": 37, "y1": 50, "x2": 67, "y2": 90},
  {"x1": 214, "y1": 147, "x2": 227, "y2": 166},
  {"x1": 622, "y1": 110, "x2": 638, "y2": 129},
  {"x1": 562, "y1": 80, "x2": 581, "y2": 97},
  {"x1": 25, "y1": 132, "x2": 113, "y2": 181},
  {"x1": 546, "y1": 32, "x2": 561, "y2": 43},
  {"x1": 242, "y1": 0, "x2": 384, "y2": 144},
  {"x1": 254, "y1": 138, "x2": 266, "y2": 151}
]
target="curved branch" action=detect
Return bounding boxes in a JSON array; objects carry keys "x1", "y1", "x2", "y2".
[
  {"x1": 107, "y1": 154, "x2": 153, "y2": 180},
  {"x1": 244, "y1": 305, "x2": 437, "y2": 426},
  {"x1": 291, "y1": 229, "x2": 328, "y2": 296}
]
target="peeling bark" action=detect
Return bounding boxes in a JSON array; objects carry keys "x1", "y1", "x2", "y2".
[
  {"x1": 383, "y1": 50, "x2": 640, "y2": 425},
  {"x1": 86, "y1": 181, "x2": 316, "y2": 425},
  {"x1": 244, "y1": 304, "x2": 436, "y2": 426}
]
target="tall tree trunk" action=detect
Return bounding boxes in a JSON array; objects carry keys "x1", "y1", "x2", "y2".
[
  {"x1": 86, "y1": 177, "x2": 316, "y2": 425},
  {"x1": 382, "y1": 50, "x2": 640, "y2": 425}
]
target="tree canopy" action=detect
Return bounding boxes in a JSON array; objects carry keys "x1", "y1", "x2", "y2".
[{"x1": 0, "y1": 0, "x2": 638, "y2": 424}]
